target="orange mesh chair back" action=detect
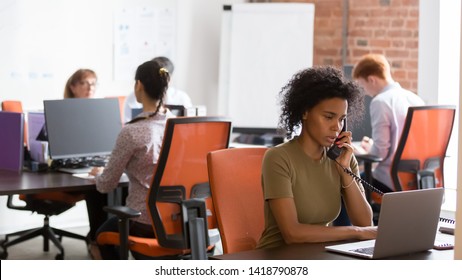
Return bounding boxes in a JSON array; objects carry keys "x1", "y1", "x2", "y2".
[
  {"x1": 207, "y1": 147, "x2": 267, "y2": 254},
  {"x1": 2, "y1": 100, "x2": 28, "y2": 146},
  {"x1": 105, "y1": 96, "x2": 126, "y2": 124},
  {"x1": 97, "y1": 116, "x2": 231, "y2": 259},
  {"x1": 390, "y1": 105, "x2": 456, "y2": 192}
]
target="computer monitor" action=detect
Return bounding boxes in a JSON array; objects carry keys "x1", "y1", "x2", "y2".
[
  {"x1": 343, "y1": 64, "x2": 372, "y2": 141},
  {"x1": 131, "y1": 104, "x2": 186, "y2": 120},
  {"x1": 165, "y1": 104, "x2": 186, "y2": 116},
  {"x1": 43, "y1": 98, "x2": 122, "y2": 159}
]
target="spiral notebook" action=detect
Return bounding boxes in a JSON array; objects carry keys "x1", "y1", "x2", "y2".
[{"x1": 325, "y1": 188, "x2": 444, "y2": 259}]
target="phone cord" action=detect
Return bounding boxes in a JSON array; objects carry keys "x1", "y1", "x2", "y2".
[{"x1": 333, "y1": 160, "x2": 384, "y2": 196}]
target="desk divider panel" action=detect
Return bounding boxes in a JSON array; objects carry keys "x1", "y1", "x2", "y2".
[{"x1": 0, "y1": 112, "x2": 24, "y2": 172}]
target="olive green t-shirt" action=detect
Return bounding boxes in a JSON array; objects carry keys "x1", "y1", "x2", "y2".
[{"x1": 256, "y1": 137, "x2": 359, "y2": 249}]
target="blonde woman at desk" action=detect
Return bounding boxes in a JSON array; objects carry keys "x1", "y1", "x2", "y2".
[
  {"x1": 257, "y1": 66, "x2": 376, "y2": 249},
  {"x1": 63, "y1": 69, "x2": 98, "y2": 99},
  {"x1": 89, "y1": 60, "x2": 174, "y2": 259},
  {"x1": 62, "y1": 68, "x2": 108, "y2": 255}
]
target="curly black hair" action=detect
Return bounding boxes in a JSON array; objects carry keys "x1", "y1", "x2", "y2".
[{"x1": 279, "y1": 65, "x2": 364, "y2": 139}]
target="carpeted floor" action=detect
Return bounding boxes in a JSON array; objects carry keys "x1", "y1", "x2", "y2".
[
  {"x1": 1, "y1": 226, "x2": 223, "y2": 260},
  {"x1": 1, "y1": 226, "x2": 91, "y2": 260}
]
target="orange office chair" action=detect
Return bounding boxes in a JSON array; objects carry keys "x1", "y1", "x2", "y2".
[
  {"x1": 207, "y1": 147, "x2": 267, "y2": 254},
  {"x1": 96, "y1": 116, "x2": 232, "y2": 259},
  {"x1": 356, "y1": 105, "x2": 456, "y2": 219},
  {"x1": 0, "y1": 101, "x2": 86, "y2": 260},
  {"x1": 390, "y1": 105, "x2": 455, "y2": 192},
  {"x1": 105, "y1": 96, "x2": 126, "y2": 124}
]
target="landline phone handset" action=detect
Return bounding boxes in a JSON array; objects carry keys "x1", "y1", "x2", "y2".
[
  {"x1": 326, "y1": 118, "x2": 456, "y2": 233},
  {"x1": 326, "y1": 118, "x2": 384, "y2": 196}
]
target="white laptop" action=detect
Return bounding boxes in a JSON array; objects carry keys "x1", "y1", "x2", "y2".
[{"x1": 325, "y1": 188, "x2": 444, "y2": 259}]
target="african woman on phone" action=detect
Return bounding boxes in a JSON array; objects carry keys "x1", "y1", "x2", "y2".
[{"x1": 257, "y1": 66, "x2": 376, "y2": 249}]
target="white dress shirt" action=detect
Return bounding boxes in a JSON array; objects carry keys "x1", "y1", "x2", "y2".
[{"x1": 369, "y1": 82, "x2": 424, "y2": 189}]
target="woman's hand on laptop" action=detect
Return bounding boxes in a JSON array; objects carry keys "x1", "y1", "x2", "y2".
[{"x1": 355, "y1": 226, "x2": 378, "y2": 240}]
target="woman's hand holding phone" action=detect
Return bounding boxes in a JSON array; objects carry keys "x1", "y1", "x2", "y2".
[{"x1": 333, "y1": 130, "x2": 354, "y2": 169}]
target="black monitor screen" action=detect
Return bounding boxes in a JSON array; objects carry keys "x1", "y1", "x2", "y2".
[
  {"x1": 343, "y1": 64, "x2": 372, "y2": 140},
  {"x1": 44, "y1": 98, "x2": 122, "y2": 159},
  {"x1": 165, "y1": 104, "x2": 186, "y2": 117},
  {"x1": 131, "y1": 104, "x2": 185, "y2": 120}
]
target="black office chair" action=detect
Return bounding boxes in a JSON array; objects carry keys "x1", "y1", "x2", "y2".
[
  {"x1": 1, "y1": 192, "x2": 87, "y2": 259},
  {"x1": 1, "y1": 101, "x2": 87, "y2": 260}
]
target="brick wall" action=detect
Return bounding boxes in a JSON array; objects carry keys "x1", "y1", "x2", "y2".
[{"x1": 257, "y1": 0, "x2": 420, "y2": 92}]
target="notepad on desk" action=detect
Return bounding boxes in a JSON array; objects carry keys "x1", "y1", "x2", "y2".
[{"x1": 438, "y1": 217, "x2": 456, "y2": 235}]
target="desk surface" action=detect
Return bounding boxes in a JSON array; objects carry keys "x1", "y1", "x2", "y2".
[
  {"x1": 0, "y1": 169, "x2": 128, "y2": 196},
  {"x1": 212, "y1": 233, "x2": 454, "y2": 260}
]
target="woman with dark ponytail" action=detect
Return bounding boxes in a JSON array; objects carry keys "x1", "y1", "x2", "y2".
[{"x1": 89, "y1": 60, "x2": 174, "y2": 259}]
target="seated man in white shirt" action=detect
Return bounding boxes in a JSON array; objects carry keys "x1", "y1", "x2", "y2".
[
  {"x1": 352, "y1": 54, "x2": 424, "y2": 193},
  {"x1": 123, "y1": 56, "x2": 192, "y2": 123},
  {"x1": 334, "y1": 54, "x2": 424, "y2": 227}
]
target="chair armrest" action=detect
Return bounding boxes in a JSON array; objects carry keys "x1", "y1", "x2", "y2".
[
  {"x1": 181, "y1": 198, "x2": 209, "y2": 260},
  {"x1": 102, "y1": 205, "x2": 141, "y2": 260},
  {"x1": 355, "y1": 154, "x2": 383, "y2": 163},
  {"x1": 103, "y1": 205, "x2": 141, "y2": 219},
  {"x1": 6, "y1": 195, "x2": 27, "y2": 211}
]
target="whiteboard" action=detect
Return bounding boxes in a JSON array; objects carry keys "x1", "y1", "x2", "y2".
[
  {"x1": 218, "y1": 3, "x2": 314, "y2": 130},
  {"x1": 0, "y1": 0, "x2": 176, "y2": 111}
]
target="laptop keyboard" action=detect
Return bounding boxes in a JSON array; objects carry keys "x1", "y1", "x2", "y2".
[{"x1": 351, "y1": 247, "x2": 374, "y2": 255}]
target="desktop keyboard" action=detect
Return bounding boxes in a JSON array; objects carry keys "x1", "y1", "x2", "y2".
[
  {"x1": 51, "y1": 156, "x2": 109, "y2": 174},
  {"x1": 58, "y1": 166, "x2": 94, "y2": 174}
]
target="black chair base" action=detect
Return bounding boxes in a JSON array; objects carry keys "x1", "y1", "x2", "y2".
[{"x1": 0, "y1": 215, "x2": 86, "y2": 260}]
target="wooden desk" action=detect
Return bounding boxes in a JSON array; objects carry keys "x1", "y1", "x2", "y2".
[
  {"x1": 0, "y1": 169, "x2": 128, "y2": 206},
  {"x1": 0, "y1": 170, "x2": 101, "y2": 196},
  {"x1": 212, "y1": 233, "x2": 454, "y2": 260}
]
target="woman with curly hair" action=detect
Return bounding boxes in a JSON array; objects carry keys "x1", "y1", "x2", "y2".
[{"x1": 257, "y1": 66, "x2": 376, "y2": 249}]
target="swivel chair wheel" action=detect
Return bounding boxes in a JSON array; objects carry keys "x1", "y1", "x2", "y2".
[{"x1": 55, "y1": 253, "x2": 64, "y2": 260}]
